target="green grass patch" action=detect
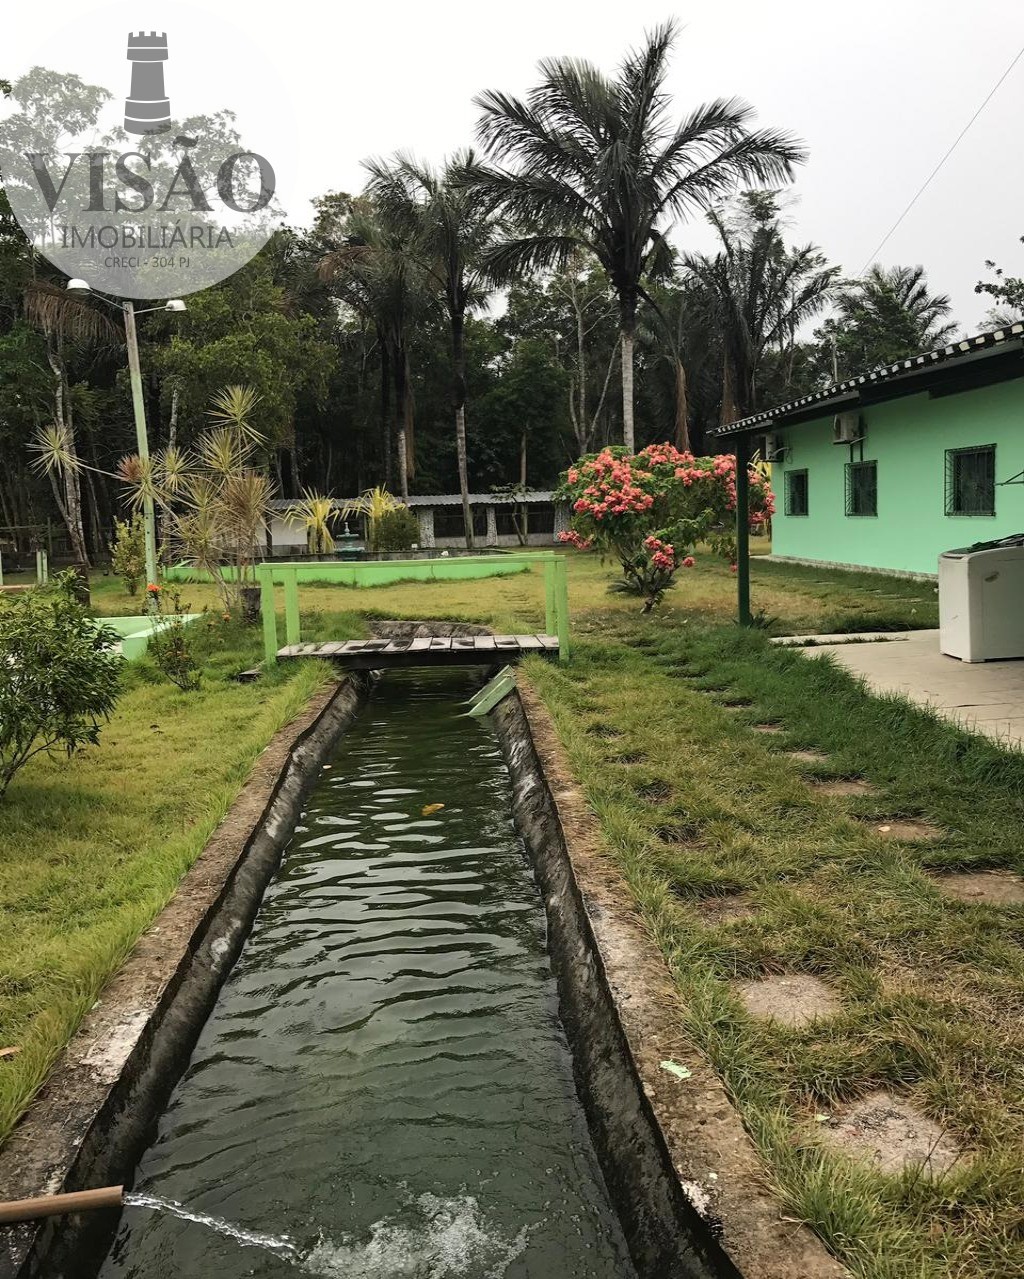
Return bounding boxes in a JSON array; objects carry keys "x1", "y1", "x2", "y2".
[
  {"x1": 0, "y1": 548, "x2": 955, "y2": 1267},
  {"x1": 527, "y1": 625, "x2": 1024, "y2": 1279},
  {"x1": 0, "y1": 613, "x2": 362, "y2": 1144}
]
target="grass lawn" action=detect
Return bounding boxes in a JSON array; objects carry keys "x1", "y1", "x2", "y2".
[
  {"x1": 528, "y1": 623, "x2": 1024, "y2": 1279},
  {"x1": 94, "y1": 543, "x2": 935, "y2": 639},
  {"x1": 0, "y1": 612, "x2": 350, "y2": 1144},
  {"x1": 3, "y1": 547, "x2": 1001, "y2": 1279}
]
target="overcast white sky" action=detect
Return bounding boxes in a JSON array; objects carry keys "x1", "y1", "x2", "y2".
[{"x1": 5, "y1": 0, "x2": 1023, "y2": 331}]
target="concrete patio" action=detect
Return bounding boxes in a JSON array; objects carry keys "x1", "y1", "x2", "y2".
[{"x1": 791, "y1": 629, "x2": 1024, "y2": 750}]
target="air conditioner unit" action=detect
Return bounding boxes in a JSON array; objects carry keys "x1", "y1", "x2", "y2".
[
  {"x1": 764, "y1": 431, "x2": 788, "y2": 461},
  {"x1": 832, "y1": 412, "x2": 863, "y2": 445}
]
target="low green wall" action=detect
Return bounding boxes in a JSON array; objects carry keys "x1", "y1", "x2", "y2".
[
  {"x1": 165, "y1": 560, "x2": 529, "y2": 588},
  {"x1": 95, "y1": 613, "x2": 201, "y2": 662}
]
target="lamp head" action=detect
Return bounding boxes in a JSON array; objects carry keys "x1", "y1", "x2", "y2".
[
  {"x1": 164, "y1": 299, "x2": 187, "y2": 312},
  {"x1": 66, "y1": 278, "x2": 91, "y2": 293}
]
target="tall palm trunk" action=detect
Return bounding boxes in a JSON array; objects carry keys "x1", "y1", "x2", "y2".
[
  {"x1": 167, "y1": 382, "x2": 180, "y2": 451},
  {"x1": 673, "y1": 357, "x2": 690, "y2": 452},
  {"x1": 720, "y1": 352, "x2": 738, "y2": 429},
  {"x1": 378, "y1": 335, "x2": 393, "y2": 489},
  {"x1": 46, "y1": 338, "x2": 89, "y2": 567},
  {"x1": 403, "y1": 354, "x2": 416, "y2": 478},
  {"x1": 619, "y1": 293, "x2": 637, "y2": 451},
  {"x1": 392, "y1": 344, "x2": 411, "y2": 502},
  {"x1": 452, "y1": 313, "x2": 474, "y2": 550}
]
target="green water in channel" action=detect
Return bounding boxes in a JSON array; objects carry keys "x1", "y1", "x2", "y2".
[{"x1": 98, "y1": 671, "x2": 637, "y2": 1278}]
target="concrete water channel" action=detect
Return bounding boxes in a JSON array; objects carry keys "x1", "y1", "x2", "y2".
[{"x1": 92, "y1": 670, "x2": 641, "y2": 1278}]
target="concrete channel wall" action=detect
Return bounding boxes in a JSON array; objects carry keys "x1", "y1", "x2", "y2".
[
  {"x1": 0, "y1": 677, "x2": 371, "y2": 1279},
  {"x1": 0, "y1": 633, "x2": 844, "y2": 1279}
]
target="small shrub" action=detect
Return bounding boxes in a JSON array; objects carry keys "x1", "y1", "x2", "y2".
[
  {"x1": 0, "y1": 573, "x2": 122, "y2": 799},
  {"x1": 148, "y1": 586, "x2": 201, "y2": 691},
  {"x1": 110, "y1": 514, "x2": 146, "y2": 595},
  {"x1": 373, "y1": 506, "x2": 419, "y2": 553}
]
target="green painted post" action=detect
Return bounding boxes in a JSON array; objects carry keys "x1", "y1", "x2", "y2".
[
  {"x1": 735, "y1": 433, "x2": 752, "y2": 626},
  {"x1": 284, "y1": 567, "x2": 300, "y2": 646},
  {"x1": 259, "y1": 565, "x2": 278, "y2": 664},
  {"x1": 555, "y1": 557, "x2": 570, "y2": 662},
  {"x1": 544, "y1": 560, "x2": 556, "y2": 636}
]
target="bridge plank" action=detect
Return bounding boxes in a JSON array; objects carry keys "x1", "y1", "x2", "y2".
[{"x1": 276, "y1": 634, "x2": 559, "y2": 667}]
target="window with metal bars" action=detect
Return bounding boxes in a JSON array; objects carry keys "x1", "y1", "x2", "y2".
[
  {"x1": 845, "y1": 461, "x2": 877, "y2": 517},
  {"x1": 945, "y1": 445, "x2": 996, "y2": 516},
  {"x1": 785, "y1": 469, "x2": 809, "y2": 516}
]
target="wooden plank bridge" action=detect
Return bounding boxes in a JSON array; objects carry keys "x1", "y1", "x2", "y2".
[
  {"x1": 258, "y1": 555, "x2": 571, "y2": 665},
  {"x1": 277, "y1": 634, "x2": 559, "y2": 668}
]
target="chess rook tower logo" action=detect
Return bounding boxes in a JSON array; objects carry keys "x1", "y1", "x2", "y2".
[
  {"x1": 124, "y1": 31, "x2": 171, "y2": 135},
  {"x1": 1, "y1": 15, "x2": 285, "y2": 298}
]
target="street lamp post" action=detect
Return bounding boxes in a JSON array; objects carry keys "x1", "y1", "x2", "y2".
[{"x1": 66, "y1": 282, "x2": 186, "y2": 594}]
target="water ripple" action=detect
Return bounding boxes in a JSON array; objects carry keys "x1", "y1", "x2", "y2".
[{"x1": 98, "y1": 672, "x2": 634, "y2": 1279}]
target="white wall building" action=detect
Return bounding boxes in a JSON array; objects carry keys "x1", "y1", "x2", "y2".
[{"x1": 267, "y1": 492, "x2": 569, "y2": 555}]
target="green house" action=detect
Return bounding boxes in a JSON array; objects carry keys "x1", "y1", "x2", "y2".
[{"x1": 712, "y1": 323, "x2": 1024, "y2": 577}]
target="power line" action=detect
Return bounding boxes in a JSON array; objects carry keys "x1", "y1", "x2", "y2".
[{"x1": 859, "y1": 41, "x2": 1024, "y2": 273}]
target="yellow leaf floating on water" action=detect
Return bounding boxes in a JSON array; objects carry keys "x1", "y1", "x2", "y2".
[{"x1": 421, "y1": 803, "x2": 445, "y2": 817}]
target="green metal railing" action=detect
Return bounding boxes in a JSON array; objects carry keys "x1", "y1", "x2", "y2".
[{"x1": 258, "y1": 554, "x2": 571, "y2": 664}]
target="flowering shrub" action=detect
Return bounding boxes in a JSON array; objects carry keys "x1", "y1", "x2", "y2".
[
  {"x1": 148, "y1": 585, "x2": 201, "y2": 692},
  {"x1": 555, "y1": 443, "x2": 774, "y2": 610},
  {"x1": 110, "y1": 514, "x2": 146, "y2": 596}
]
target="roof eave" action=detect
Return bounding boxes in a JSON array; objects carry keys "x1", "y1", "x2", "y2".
[{"x1": 710, "y1": 324, "x2": 1024, "y2": 439}]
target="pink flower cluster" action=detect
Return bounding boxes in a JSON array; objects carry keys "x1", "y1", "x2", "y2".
[
  {"x1": 643, "y1": 535, "x2": 676, "y2": 571},
  {"x1": 558, "y1": 529, "x2": 594, "y2": 550},
  {"x1": 636, "y1": 442, "x2": 690, "y2": 468},
  {"x1": 560, "y1": 442, "x2": 774, "y2": 534},
  {"x1": 570, "y1": 448, "x2": 656, "y2": 521}
]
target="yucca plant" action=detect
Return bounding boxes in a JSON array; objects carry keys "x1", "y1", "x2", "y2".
[
  {"x1": 34, "y1": 384, "x2": 274, "y2": 621},
  {"x1": 156, "y1": 387, "x2": 273, "y2": 620},
  {"x1": 285, "y1": 490, "x2": 338, "y2": 556},
  {"x1": 341, "y1": 485, "x2": 404, "y2": 553}
]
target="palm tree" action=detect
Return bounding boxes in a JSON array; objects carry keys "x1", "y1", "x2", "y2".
[
  {"x1": 366, "y1": 151, "x2": 500, "y2": 549},
  {"x1": 318, "y1": 206, "x2": 431, "y2": 501},
  {"x1": 819, "y1": 264, "x2": 958, "y2": 381},
  {"x1": 635, "y1": 282, "x2": 696, "y2": 451},
  {"x1": 684, "y1": 193, "x2": 839, "y2": 422},
  {"x1": 466, "y1": 20, "x2": 805, "y2": 450}
]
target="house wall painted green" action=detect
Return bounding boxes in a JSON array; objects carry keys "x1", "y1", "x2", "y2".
[{"x1": 771, "y1": 378, "x2": 1024, "y2": 576}]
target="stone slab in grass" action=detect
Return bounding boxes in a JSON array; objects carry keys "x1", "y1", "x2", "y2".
[
  {"x1": 752, "y1": 722, "x2": 785, "y2": 736},
  {"x1": 735, "y1": 974, "x2": 840, "y2": 1027},
  {"x1": 932, "y1": 870, "x2": 1024, "y2": 905},
  {"x1": 785, "y1": 749, "x2": 830, "y2": 764},
  {"x1": 810, "y1": 779, "x2": 878, "y2": 798},
  {"x1": 697, "y1": 894, "x2": 758, "y2": 925},
  {"x1": 823, "y1": 1091, "x2": 962, "y2": 1177},
  {"x1": 865, "y1": 818, "x2": 944, "y2": 841}
]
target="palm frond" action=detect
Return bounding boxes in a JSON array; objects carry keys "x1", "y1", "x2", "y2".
[
  {"x1": 23, "y1": 282, "x2": 122, "y2": 346},
  {"x1": 481, "y1": 235, "x2": 585, "y2": 286},
  {"x1": 206, "y1": 385, "x2": 264, "y2": 445},
  {"x1": 29, "y1": 423, "x2": 79, "y2": 475}
]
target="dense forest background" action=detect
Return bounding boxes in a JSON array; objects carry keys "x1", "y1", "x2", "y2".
[{"x1": 1, "y1": 34, "x2": 1021, "y2": 564}]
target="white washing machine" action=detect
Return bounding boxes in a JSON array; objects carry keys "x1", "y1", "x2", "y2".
[{"x1": 939, "y1": 534, "x2": 1024, "y2": 662}]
